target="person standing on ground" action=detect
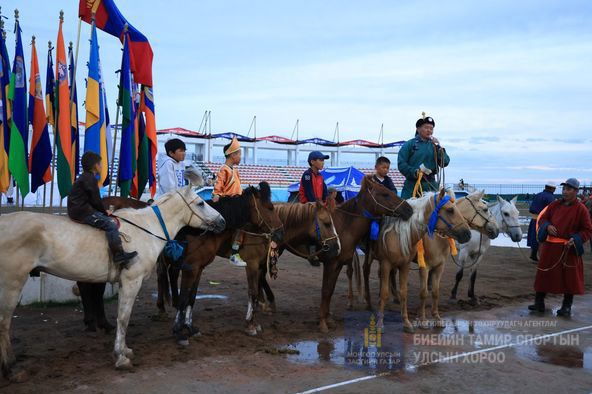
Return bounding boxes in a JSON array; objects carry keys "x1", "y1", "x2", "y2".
[{"x1": 527, "y1": 182, "x2": 556, "y2": 261}]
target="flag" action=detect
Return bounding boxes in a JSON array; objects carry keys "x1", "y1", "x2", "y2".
[
  {"x1": 140, "y1": 85, "x2": 157, "y2": 198},
  {"x1": 131, "y1": 84, "x2": 143, "y2": 198},
  {"x1": 68, "y1": 43, "x2": 80, "y2": 178},
  {"x1": 7, "y1": 18, "x2": 29, "y2": 197},
  {"x1": 45, "y1": 45, "x2": 55, "y2": 127},
  {"x1": 84, "y1": 22, "x2": 110, "y2": 186},
  {"x1": 79, "y1": 0, "x2": 153, "y2": 86},
  {"x1": 55, "y1": 16, "x2": 73, "y2": 198},
  {"x1": 117, "y1": 33, "x2": 136, "y2": 198},
  {"x1": 28, "y1": 39, "x2": 52, "y2": 193},
  {"x1": 0, "y1": 23, "x2": 12, "y2": 193}
]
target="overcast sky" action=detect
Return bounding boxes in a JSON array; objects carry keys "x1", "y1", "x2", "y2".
[{"x1": 2, "y1": 0, "x2": 591, "y2": 184}]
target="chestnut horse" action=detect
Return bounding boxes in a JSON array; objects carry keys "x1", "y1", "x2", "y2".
[{"x1": 250, "y1": 176, "x2": 414, "y2": 333}]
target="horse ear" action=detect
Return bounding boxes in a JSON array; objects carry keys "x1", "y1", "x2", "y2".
[
  {"x1": 474, "y1": 190, "x2": 484, "y2": 199},
  {"x1": 184, "y1": 166, "x2": 205, "y2": 187},
  {"x1": 510, "y1": 196, "x2": 518, "y2": 205},
  {"x1": 496, "y1": 195, "x2": 504, "y2": 204},
  {"x1": 438, "y1": 188, "x2": 446, "y2": 200},
  {"x1": 258, "y1": 181, "x2": 272, "y2": 203}
]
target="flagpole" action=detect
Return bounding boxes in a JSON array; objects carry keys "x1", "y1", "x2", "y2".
[{"x1": 108, "y1": 106, "x2": 120, "y2": 197}]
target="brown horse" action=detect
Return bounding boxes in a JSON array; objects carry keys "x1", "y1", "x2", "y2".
[
  {"x1": 159, "y1": 182, "x2": 284, "y2": 344},
  {"x1": 250, "y1": 176, "x2": 414, "y2": 333},
  {"x1": 159, "y1": 200, "x2": 341, "y2": 339},
  {"x1": 363, "y1": 190, "x2": 472, "y2": 332}
]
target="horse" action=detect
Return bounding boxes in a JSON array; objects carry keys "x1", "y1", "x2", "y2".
[
  {"x1": 364, "y1": 190, "x2": 473, "y2": 333},
  {"x1": 156, "y1": 182, "x2": 285, "y2": 344},
  {"x1": 450, "y1": 195, "x2": 523, "y2": 303},
  {"x1": 248, "y1": 176, "x2": 414, "y2": 333},
  {"x1": 0, "y1": 173, "x2": 226, "y2": 375},
  {"x1": 356, "y1": 190, "x2": 499, "y2": 322}
]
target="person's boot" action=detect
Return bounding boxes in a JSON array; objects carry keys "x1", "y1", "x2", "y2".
[
  {"x1": 229, "y1": 253, "x2": 247, "y2": 267},
  {"x1": 556, "y1": 293, "x2": 573, "y2": 317},
  {"x1": 110, "y1": 243, "x2": 138, "y2": 268},
  {"x1": 308, "y1": 245, "x2": 321, "y2": 267},
  {"x1": 530, "y1": 248, "x2": 538, "y2": 262},
  {"x1": 528, "y1": 292, "x2": 546, "y2": 313}
]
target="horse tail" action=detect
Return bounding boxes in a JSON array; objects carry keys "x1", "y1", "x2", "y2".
[{"x1": 156, "y1": 253, "x2": 171, "y2": 306}]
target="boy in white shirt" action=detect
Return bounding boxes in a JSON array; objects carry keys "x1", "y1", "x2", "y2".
[{"x1": 157, "y1": 139, "x2": 186, "y2": 196}]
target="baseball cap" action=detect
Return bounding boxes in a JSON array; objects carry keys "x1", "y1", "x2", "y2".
[
  {"x1": 308, "y1": 151, "x2": 330, "y2": 162},
  {"x1": 560, "y1": 178, "x2": 580, "y2": 189}
]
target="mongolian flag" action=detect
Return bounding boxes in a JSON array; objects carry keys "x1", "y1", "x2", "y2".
[
  {"x1": 79, "y1": 0, "x2": 153, "y2": 86},
  {"x1": 28, "y1": 39, "x2": 52, "y2": 193},
  {"x1": 117, "y1": 32, "x2": 136, "y2": 198},
  {"x1": 131, "y1": 84, "x2": 144, "y2": 198},
  {"x1": 84, "y1": 22, "x2": 110, "y2": 187},
  {"x1": 7, "y1": 18, "x2": 29, "y2": 197},
  {"x1": 140, "y1": 85, "x2": 157, "y2": 198},
  {"x1": 55, "y1": 16, "x2": 73, "y2": 198},
  {"x1": 68, "y1": 43, "x2": 80, "y2": 178},
  {"x1": 45, "y1": 45, "x2": 55, "y2": 127},
  {"x1": 0, "y1": 23, "x2": 12, "y2": 193}
]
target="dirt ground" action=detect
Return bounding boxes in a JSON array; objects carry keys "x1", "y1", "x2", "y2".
[{"x1": 2, "y1": 246, "x2": 592, "y2": 393}]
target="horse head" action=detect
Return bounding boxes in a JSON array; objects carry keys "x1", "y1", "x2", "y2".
[
  {"x1": 311, "y1": 200, "x2": 341, "y2": 259},
  {"x1": 431, "y1": 190, "x2": 472, "y2": 243},
  {"x1": 492, "y1": 195, "x2": 523, "y2": 242},
  {"x1": 359, "y1": 175, "x2": 413, "y2": 220},
  {"x1": 246, "y1": 181, "x2": 284, "y2": 242},
  {"x1": 456, "y1": 190, "x2": 500, "y2": 239}
]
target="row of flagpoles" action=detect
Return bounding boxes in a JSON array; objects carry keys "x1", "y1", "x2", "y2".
[{"x1": 0, "y1": 2, "x2": 157, "y2": 212}]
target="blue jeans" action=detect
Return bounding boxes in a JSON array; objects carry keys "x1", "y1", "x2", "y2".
[{"x1": 83, "y1": 212, "x2": 121, "y2": 249}]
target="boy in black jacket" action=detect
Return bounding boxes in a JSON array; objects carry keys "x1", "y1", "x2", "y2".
[
  {"x1": 373, "y1": 156, "x2": 398, "y2": 195},
  {"x1": 68, "y1": 152, "x2": 137, "y2": 267}
]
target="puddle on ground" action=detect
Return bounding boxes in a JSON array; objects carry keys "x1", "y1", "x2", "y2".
[
  {"x1": 151, "y1": 292, "x2": 228, "y2": 301},
  {"x1": 515, "y1": 345, "x2": 592, "y2": 371}
]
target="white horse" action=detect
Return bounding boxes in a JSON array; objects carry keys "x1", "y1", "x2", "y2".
[
  {"x1": 0, "y1": 174, "x2": 225, "y2": 375},
  {"x1": 450, "y1": 195, "x2": 523, "y2": 304}
]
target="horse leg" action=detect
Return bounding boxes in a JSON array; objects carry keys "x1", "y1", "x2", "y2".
[
  {"x1": 427, "y1": 269, "x2": 434, "y2": 292},
  {"x1": 468, "y1": 268, "x2": 479, "y2": 305},
  {"x1": 94, "y1": 283, "x2": 114, "y2": 332},
  {"x1": 417, "y1": 266, "x2": 429, "y2": 329},
  {"x1": 389, "y1": 269, "x2": 398, "y2": 303},
  {"x1": 398, "y1": 264, "x2": 414, "y2": 333},
  {"x1": 430, "y1": 264, "x2": 445, "y2": 326},
  {"x1": 178, "y1": 267, "x2": 204, "y2": 345},
  {"x1": 0, "y1": 273, "x2": 28, "y2": 378},
  {"x1": 346, "y1": 259, "x2": 355, "y2": 310},
  {"x1": 170, "y1": 263, "x2": 180, "y2": 309},
  {"x1": 113, "y1": 276, "x2": 144, "y2": 369},
  {"x1": 376, "y1": 259, "x2": 392, "y2": 332},
  {"x1": 77, "y1": 282, "x2": 97, "y2": 331},
  {"x1": 450, "y1": 266, "x2": 464, "y2": 302},
  {"x1": 362, "y1": 251, "x2": 373, "y2": 310},
  {"x1": 354, "y1": 251, "x2": 363, "y2": 305},
  {"x1": 245, "y1": 261, "x2": 262, "y2": 336},
  {"x1": 259, "y1": 270, "x2": 276, "y2": 314},
  {"x1": 319, "y1": 261, "x2": 343, "y2": 333}
]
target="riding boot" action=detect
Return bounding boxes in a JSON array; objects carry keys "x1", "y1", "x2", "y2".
[
  {"x1": 529, "y1": 248, "x2": 538, "y2": 262},
  {"x1": 556, "y1": 293, "x2": 573, "y2": 317},
  {"x1": 109, "y1": 241, "x2": 138, "y2": 268},
  {"x1": 528, "y1": 292, "x2": 546, "y2": 313}
]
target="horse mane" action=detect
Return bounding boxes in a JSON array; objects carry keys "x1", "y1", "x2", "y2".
[
  {"x1": 381, "y1": 193, "x2": 433, "y2": 257},
  {"x1": 206, "y1": 182, "x2": 272, "y2": 230},
  {"x1": 275, "y1": 202, "x2": 315, "y2": 227}
]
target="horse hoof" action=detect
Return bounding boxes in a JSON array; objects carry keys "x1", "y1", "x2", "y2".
[
  {"x1": 177, "y1": 339, "x2": 190, "y2": 347},
  {"x1": 245, "y1": 327, "x2": 258, "y2": 336},
  {"x1": 417, "y1": 320, "x2": 430, "y2": 330},
  {"x1": 403, "y1": 325, "x2": 415, "y2": 334},
  {"x1": 115, "y1": 356, "x2": 132, "y2": 370},
  {"x1": 469, "y1": 298, "x2": 480, "y2": 306},
  {"x1": 256, "y1": 324, "x2": 263, "y2": 333},
  {"x1": 124, "y1": 348, "x2": 134, "y2": 358}
]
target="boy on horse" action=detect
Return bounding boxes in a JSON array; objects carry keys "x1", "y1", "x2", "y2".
[
  {"x1": 157, "y1": 138, "x2": 187, "y2": 197},
  {"x1": 397, "y1": 114, "x2": 449, "y2": 199},
  {"x1": 212, "y1": 137, "x2": 247, "y2": 267},
  {"x1": 68, "y1": 151, "x2": 138, "y2": 267},
  {"x1": 373, "y1": 156, "x2": 397, "y2": 194}
]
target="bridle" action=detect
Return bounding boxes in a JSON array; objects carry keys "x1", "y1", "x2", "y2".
[
  {"x1": 313, "y1": 206, "x2": 339, "y2": 252},
  {"x1": 463, "y1": 197, "x2": 494, "y2": 230},
  {"x1": 251, "y1": 194, "x2": 284, "y2": 238},
  {"x1": 366, "y1": 187, "x2": 408, "y2": 217},
  {"x1": 176, "y1": 191, "x2": 220, "y2": 232},
  {"x1": 429, "y1": 194, "x2": 466, "y2": 237}
]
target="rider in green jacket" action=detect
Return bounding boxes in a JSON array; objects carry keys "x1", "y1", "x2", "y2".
[{"x1": 397, "y1": 115, "x2": 449, "y2": 199}]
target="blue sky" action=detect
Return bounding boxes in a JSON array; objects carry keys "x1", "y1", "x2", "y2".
[{"x1": 2, "y1": 0, "x2": 591, "y2": 184}]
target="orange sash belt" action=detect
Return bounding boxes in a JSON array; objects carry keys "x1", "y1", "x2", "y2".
[{"x1": 546, "y1": 235, "x2": 569, "y2": 245}]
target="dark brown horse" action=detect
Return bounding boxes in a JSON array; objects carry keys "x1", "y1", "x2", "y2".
[
  {"x1": 157, "y1": 183, "x2": 284, "y2": 344},
  {"x1": 254, "y1": 175, "x2": 414, "y2": 333}
]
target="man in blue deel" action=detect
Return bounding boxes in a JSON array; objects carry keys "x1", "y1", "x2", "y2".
[{"x1": 527, "y1": 182, "x2": 556, "y2": 261}]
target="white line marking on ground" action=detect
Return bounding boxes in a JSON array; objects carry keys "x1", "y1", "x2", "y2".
[{"x1": 296, "y1": 324, "x2": 592, "y2": 394}]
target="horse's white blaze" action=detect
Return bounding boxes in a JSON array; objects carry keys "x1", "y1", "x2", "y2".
[
  {"x1": 329, "y1": 215, "x2": 342, "y2": 255},
  {"x1": 246, "y1": 299, "x2": 254, "y2": 321},
  {"x1": 184, "y1": 305, "x2": 193, "y2": 326}
]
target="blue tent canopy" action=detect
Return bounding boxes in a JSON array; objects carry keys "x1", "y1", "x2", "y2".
[{"x1": 288, "y1": 166, "x2": 366, "y2": 200}]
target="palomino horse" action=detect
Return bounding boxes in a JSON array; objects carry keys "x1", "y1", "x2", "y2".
[
  {"x1": 0, "y1": 176, "x2": 226, "y2": 375},
  {"x1": 413, "y1": 191, "x2": 500, "y2": 326},
  {"x1": 450, "y1": 195, "x2": 523, "y2": 303},
  {"x1": 366, "y1": 190, "x2": 472, "y2": 332},
  {"x1": 158, "y1": 200, "x2": 340, "y2": 339},
  {"x1": 157, "y1": 182, "x2": 284, "y2": 344},
  {"x1": 251, "y1": 176, "x2": 414, "y2": 333}
]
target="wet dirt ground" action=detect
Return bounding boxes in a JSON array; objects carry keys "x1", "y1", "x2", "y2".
[{"x1": 2, "y1": 246, "x2": 592, "y2": 393}]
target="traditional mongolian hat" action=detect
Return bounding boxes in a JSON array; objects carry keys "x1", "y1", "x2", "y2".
[
  {"x1": 224, "y1": 137, "x2": 241, "y2": 156},
  {"x1": 416, "y1": 111, "x2": 435, "y2": 128}
]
